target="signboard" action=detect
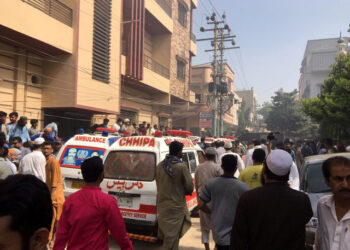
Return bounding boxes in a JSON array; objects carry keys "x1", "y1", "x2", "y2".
[{"x1": 199, "y1": 112, "x2": 212, "y2": 128}]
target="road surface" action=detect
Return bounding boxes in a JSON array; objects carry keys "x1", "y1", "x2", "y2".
[{"x1": 109, "y1": 217, "x2": 214, "y2": 249}]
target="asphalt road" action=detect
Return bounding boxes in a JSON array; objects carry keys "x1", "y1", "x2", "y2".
[{"x1": 109, "y1": 217, "x2": 215, "y2": 250}]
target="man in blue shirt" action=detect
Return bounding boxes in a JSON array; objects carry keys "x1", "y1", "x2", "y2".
[
  {"x1": 31, "y1": 127, "x2": 55, "y2": 142},
  {"x1": 6, "y1": 112, "x2": 18, "y2": 134},
  {"x1": 7, "y1": 116, "x2": 31, "y2": 146}
]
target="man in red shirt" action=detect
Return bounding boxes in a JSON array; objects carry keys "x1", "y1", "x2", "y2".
[{"x1": 53, "y1": 157, "x2": 133, "y2": 250}]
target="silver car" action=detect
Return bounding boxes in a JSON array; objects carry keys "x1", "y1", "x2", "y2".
[{"x1": 299, "y1": 152, "x2": 350, "y2": 249}]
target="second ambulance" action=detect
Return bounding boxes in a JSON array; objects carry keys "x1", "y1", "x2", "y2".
[{"x1": 102, "y1": 133, "x2": 204, "y2": 241}]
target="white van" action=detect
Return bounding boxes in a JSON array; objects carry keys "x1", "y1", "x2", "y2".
[
  {"x1": 102, "y1": 135, "x2": 204, "y2": 240},
  {"x1": 57, "y1": 133, "x2": 120, "y2": 197}
]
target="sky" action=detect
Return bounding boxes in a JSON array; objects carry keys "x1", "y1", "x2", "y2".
[{"x1": 192, "y1": 0, "x2": 350, "y2": 104}]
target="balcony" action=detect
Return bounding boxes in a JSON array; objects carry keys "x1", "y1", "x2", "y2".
[
  {"x1": 22, "y1": 0, "x2": 73, "y2": 27},
  {"x1": 155, "y1": 0, "x2": 172, "y2": 17},
  {"x1": 0, "y1": 0, "x2": 74, "y2": 54},
  {"x1": 144, "y1": 54, "x2": 170, "y2": 79},
  {"x1": 145, "y1": 0, "x2": 173, "y2": 33}
]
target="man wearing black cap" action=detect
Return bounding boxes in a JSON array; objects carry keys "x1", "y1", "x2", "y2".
[{"x1": 230, "y1": 149, "x2": 313, "y2": 250}]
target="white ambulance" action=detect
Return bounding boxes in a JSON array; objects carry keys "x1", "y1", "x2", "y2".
[
  {"x1": 57, "y1": 132, "x2": 120, "y2": 197},
  {"x1": 102, "y1": 134, "x2": 204, "y2": 241}
]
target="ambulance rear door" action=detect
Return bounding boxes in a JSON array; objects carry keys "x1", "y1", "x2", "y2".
[
  {"x1": 181, "y1": 149, "x2": 199, "y2": 211},
  {"x1": 102, "y1": 147, "x2": 159, "y2": 234}
]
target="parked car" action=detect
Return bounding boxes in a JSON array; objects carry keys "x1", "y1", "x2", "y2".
[{"x1": 299, "y1": 152, "x2": 350, "y2": 249}]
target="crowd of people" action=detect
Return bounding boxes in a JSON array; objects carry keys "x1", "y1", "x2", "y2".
[
  {"x1": 0, "y1": 111, "x2": 64, "y2": 249},
  {"x1": 0, "y1": 110, "x2": 349, "y2": 250},
  {"x1": 158, "y1": 137, "x2": 350, "y2": 250},
  {"x1": 94, "y1": 117, "x2": 167, "y2": 137}
]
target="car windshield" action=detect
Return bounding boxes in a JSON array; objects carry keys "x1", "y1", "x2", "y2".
[
  {"x1": 104, "y1": 151, "x2": 156, "y2": 181},
  {"x1": 306, "y1": 163, "x2": 331, "y2": 193}
]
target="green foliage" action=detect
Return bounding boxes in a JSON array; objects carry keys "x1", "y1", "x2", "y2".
[
  {"x1": 257, "y1": 102, "x2": 273, "y2": 119},
  {"x1": 263, "y1": 89, "x2": 318, "y2": 138},
  {"x1": 302, "y1": 54, "x2": 350, "y2": 140},
  {"x1": 237, "y1": 99, "x2": 252, "y2": 135}
]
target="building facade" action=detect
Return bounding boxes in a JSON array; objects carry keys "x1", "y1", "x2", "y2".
[
  {"x1": 299, "y1": 36, "x2": 349, "y2": 99},
  {"x1": 184, "y1": 63, "x2": 241, "y2": 136},
  {"x1": 120, "y1": 0, "x2": 197, "y2": 129},
  {"x1": 0, "y1": 0, "x2": 198, "y2": 138},
  {"x1": 236, "y1": 88, "x2": 258, "y2": 131},
  {"x1": 0, "y1": 0, "x2": 123, "y2": 139}
]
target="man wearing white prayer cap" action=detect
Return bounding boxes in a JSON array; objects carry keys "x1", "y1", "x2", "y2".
[{"x1": 231, "y1": 149, "x2": 313, "y2": 250}]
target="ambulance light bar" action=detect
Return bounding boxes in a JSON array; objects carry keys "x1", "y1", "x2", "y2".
[
  {"x1": 166, "y1": 130, "x2": 192, "y2": 137},
  {"x1": 96, "y1": 127, "x2": 118, "y2": 133}
]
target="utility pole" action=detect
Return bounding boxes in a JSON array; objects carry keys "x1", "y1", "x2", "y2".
[{"x1": 198, "y1": 13, "x2": 239, "y2": 137}]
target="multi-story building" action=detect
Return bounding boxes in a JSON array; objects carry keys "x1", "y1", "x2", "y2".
[
  {"x1": 120, "y1": 0, "x2": 197, "y2": 128},
  {"x1": 0, "y1": 0, "x2": 122, "y2": 139},
  {"x1": 299, "y1": 35, "x2": 349, "y2": 99},
  {"x1": 184, "y1": 63, "x2": 241, "y2": 135},
  {"x1": 236, "y1": 88, "x2": 258, "y2": 131},
  {"x1": 0, "y1": 0, "x2": 198, "y2": 138}
]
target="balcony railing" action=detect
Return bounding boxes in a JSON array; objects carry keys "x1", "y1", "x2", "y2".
[
  {"x1": 155, "y1": 0, "x2": 172, "y2": 17},
  {"x1": 191, "y1": 33, "x2": 196, "y2": 42},
  {"x1": 22, "y1": 0, "x2": 73, "y2": 27},
  {"x1": 144, "y1": 55, "x2": 170, "y2": 79}
]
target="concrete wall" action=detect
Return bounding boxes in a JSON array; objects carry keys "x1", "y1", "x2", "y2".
[
  {"x1": 75, "y1": 0, "x2": 121, "y2": 113},
  {"x1": 145, "y1": 0, "x2": 173, "y2": 33},
  {"x1": 299, "y1": 38, "x2": 348, "y2": 99},
  {"x1": 0, "y1": 0, "x2": 74, "y2": 53},
  {"x1": 0, "y1": 42, "x2": 44, "y2": 128},
  {"x1": 152, "y1": 34, "x2": 171, "y2": 68},
  {"x1": 170, "y1": 0, "x2": 192, "y2": 100}
]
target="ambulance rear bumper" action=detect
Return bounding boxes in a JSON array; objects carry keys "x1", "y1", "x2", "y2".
[{"x1": 124, "y1": 218, "x2": 158, "y2": 237}]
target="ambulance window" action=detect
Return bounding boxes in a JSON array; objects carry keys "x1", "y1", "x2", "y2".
[
  {"x1": 182, "y1": 153, "x2": 189, "y2": 168},
  {"x1": 197, "y1": 150, "x2": 205, "y2": 164},
  {"x1": 188, "y1": 152, "x2": 196, "y2": 173},
  {"x1": 59, "y1": 146, "x2": 105, "y2": 168},
  {"x1": 104, "y1": 151, "x2": 156, "y2": 181}
]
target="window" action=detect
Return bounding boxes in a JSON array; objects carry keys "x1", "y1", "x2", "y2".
[
  {"x1": 305, "y1": 163, "x2": 330, "y2": 193},
  {"x1": 104, "y1": 151, "x2": 156, "y2": 181},
  {"x1": 177, "y1": 59, "x2": 186, "y2": 81},
  {"x1": 197, "y1": 150, "x2": 205, "y2": 164},
  {"x1": 195, "y1": 93, "x2": 201, "y2": 103},
  {"x1": 178, "y1": 2, "x2": 187, "y2": 27},
  {"x1": 59, "y1": 146, "x2": 105, "y2": 168},
  {"x1": 92, "y1": 0, "x2": 111, "y2": 83},
  {"x1": 182, "y1": 152, "x2": 197, "y2": 173}
]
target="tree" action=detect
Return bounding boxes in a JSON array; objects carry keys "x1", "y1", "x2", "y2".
[
  {"x1": 257, "y1": 102, "x2": 273, "y2": 120},
  {"x1": 237, "y1": 99, "x2": 252, "y2": 135},
  {"x1": 302, "y1": 54, "x2": 350, "y2": 140},
  {"x1": 265, "y1": 89, "x2": 318, "y2": 138}
]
